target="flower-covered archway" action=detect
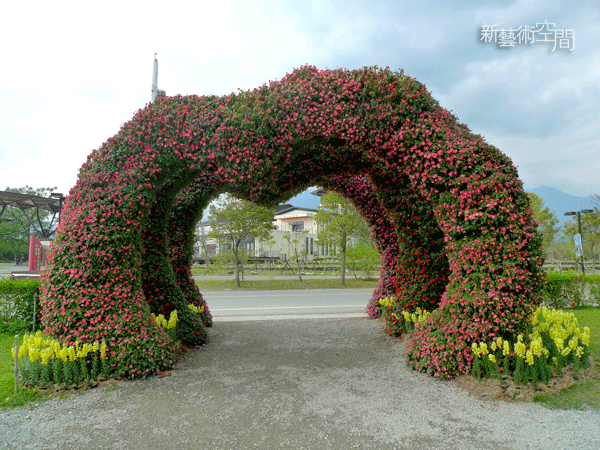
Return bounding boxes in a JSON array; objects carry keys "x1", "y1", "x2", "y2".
[{"x1": 41, "y1": 66, "x2": 544, "y2": 379}]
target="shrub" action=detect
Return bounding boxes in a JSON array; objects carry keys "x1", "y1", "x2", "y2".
[
  {"x1": 0, "y1": 279, "x2": 42, "y2": 333},
  {"x1": 543, "y1": 271, "x2": 600, "y2": 308}
]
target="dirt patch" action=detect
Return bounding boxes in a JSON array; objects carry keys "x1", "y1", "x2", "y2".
[{"x1": 453, "y1": 356, "x2": 599, "y2": 403}]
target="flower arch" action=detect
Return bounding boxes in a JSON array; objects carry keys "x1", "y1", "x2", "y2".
[{"x1": 41, "y1": 66, "x2": 544, "y2": 379}]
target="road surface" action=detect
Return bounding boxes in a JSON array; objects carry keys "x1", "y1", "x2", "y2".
[{"x1": 203, "y1": 288, "x2": 373, "y2": 321}]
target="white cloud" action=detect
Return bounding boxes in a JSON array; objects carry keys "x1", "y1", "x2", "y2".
[{"x1": 1, "y1": 0, "x2": 599, "y2": 198}]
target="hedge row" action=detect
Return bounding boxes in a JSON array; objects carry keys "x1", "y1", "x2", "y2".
[
  {"x1": 543, "y1": 271, "x2": 600, "y2": 308},
  {"x1": 0, "y1": 279, "x2": 42, "y2": 333}
]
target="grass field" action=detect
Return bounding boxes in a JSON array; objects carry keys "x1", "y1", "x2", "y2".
[
  {"x1": 2, "y1": 301, "x2": 599, "y2": 411},
  {"x1": 195, "y1": 278, "x2": 379, "y2": 291}
]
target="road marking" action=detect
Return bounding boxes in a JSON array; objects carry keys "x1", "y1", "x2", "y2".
[
  {"x1": 203, "y1": 289, "x2": 374, "y2": 299},
  {"x1": 213, "y1": 313, "x2": 367, "y2": 322},
  {"x1": 211, "y1": 305, "x2": 364, "y2": 311}
]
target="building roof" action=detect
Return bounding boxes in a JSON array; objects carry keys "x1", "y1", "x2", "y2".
[
  {"x1": 281, "y1": 188, "x2": 322, "y2": 210},
  {"x1": 0, "y1": 190, "x2": 63, "y2": 219},
  {"x1": 274, "y1": 204, "x2": 318, "y2": 216}
]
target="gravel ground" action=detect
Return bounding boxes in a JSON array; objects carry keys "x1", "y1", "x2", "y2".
[{"x1": 1, "y1": 317, "x2": 599, "y2": 450}]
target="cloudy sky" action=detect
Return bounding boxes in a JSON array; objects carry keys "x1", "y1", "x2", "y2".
[{"x1": 1, "y1": 0, "x2": 598, "y2": 199}]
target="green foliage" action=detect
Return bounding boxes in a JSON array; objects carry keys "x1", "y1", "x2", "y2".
[
  {"x1": 0, "y1": 279, "x2": 42, "y2": 333},
  {"x1": 208, "y1": 195, "x2": 275, "y2": 287},
  {"x1": 543, "y1": 271, "x2": 600, "y2": 308},
  {"x1": 346, "y1": 239, "x2": 380, "y2": 279},
  {"x1": 40, "y1": 65, "x2": 546, "y2": 380},
  {"x1": 471, "y1": 307, "x2": 592, "y2": 390},
  {"x1": 526, "y1": 192, "x2": 560, "y2": 250},
  {"x1": 315, "y1": 191, "x2": 370, "y2": 285}
]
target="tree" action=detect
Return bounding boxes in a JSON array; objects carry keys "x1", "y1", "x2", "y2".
[
  {"x1": 562, "y1": 209, "x2": 600, "y2": 274},
  {"x1": 314, "y1": 191, "x2": 370, "y2": 285},
  {"x1": 0, "y1": 186, "x2": 59, "y2": 261},
  {"x1": 282, "y1": 230, "x2": 308, "y2": 281},
  {"x1": 526, "y1": 192, "x2": 560, "y2": 261},
  {"x1": 346, "y1": 239, "x2": 380, "y2": 279},
  {"x1": 207, "y1": 194, "x2": 275, "y2": 286}
]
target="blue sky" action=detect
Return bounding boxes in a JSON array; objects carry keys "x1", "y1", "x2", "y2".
[{"x1": 1, "y1": 0, "x2": 598, "y2": 198}]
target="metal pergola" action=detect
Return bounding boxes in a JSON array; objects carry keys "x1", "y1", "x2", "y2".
[
  {"x1": 0, "y1": 191, "x2": 63, "y2": 219},
  {"x1": 0, "y1": 190, "x2": 65, "y2": 240}
]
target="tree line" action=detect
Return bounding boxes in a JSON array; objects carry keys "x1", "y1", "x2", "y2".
[
  {"x1": 527, "y1": 192, "x2": 600, "y2": 273},
  {"x1": 3, "y1": 185, "x2": 597, "y2": 276}
]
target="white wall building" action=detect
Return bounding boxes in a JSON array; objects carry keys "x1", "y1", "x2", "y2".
[{"x1": 192, "y1": 188, "x2": 341, "y2": 262}]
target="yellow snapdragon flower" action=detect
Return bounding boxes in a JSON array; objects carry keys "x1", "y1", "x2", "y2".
[
  {"x1": 479, "y1": 343, "x2": 489, "y2": 356},
  {"x1": 525, "y1": 349, "x2": 534, "y2": 366},
  {"x1": 582, "y1": 328, "x2": 591, "y2": 347},
  {"x1": 515, "y1": 341, "x2": 527, "y2": 359}
]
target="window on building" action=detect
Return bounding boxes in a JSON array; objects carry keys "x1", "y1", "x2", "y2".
[{"x1": 291, "y1": 222, "x2": 304, "y2": 232}]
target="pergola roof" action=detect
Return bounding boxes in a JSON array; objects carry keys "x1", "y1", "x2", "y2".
[{"x1": 0, "y1": 191, "x2": 63, "y2": 218}]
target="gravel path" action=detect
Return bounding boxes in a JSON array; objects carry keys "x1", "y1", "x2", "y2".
[{"x1": 1, "y1": 317, "x2": 599, "y2": 449}]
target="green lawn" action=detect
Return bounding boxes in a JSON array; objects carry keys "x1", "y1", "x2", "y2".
[{"x1": 195, "y1": 278, "x2": 379, "y2": 291}]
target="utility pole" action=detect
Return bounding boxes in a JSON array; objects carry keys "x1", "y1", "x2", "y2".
[{"x1": 151, "y1": 54, "x2": 166, "y2": 102}]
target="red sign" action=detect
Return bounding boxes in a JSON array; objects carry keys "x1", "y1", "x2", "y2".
[{"x1": 29, "y1": 236, "x2": 43, "y2": 271}]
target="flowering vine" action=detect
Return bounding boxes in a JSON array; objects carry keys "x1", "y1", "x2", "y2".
[{"x1": 40, "y1": 65, "x2": 544, "y2": 379}]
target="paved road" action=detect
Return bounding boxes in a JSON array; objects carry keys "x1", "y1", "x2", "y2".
[
  {"x1": 0, "y1": 262, "x2": 24, "y2": 279},
  {"x1": 203, "y1": 288, "x2": 373, "y2": 321}
]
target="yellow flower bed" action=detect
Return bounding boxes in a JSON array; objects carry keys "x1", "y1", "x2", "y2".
[
  {"x1": 12, "y1": 303, "x2": 207, "y2": 389},
  {"x1": 380, "y1": 296, "x2": 431, "y2": 336},
  {"x1": 471, "y1": 307, "x2": 591, "y2": 388}
]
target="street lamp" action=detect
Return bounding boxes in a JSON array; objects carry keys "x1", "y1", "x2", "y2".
[{"x1": 564, "y1": 209, "x2": 594, "y2": 275}]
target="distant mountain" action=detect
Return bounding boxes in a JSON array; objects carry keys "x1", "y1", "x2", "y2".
[{"x1": 529, "y1": 186, "x2": 597, "y2": 229}]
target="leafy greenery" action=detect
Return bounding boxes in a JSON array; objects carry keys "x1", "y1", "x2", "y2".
[
  {"x1": 314, "y1": 191, "x2": 370, "y2": 285},
  {"x1": 345, "y1": 239, "x2": 380, "y2": 279},
  {"x1": 0, "y1": 279, "x2": 42, "y2": 333},
  {"x1": 542, "y1": 271, "x2": 600, "y2": 309},
  {"x1": 526, "y1": 192, "x2": 560, "y2": 256},
  {"x1": 195, "y1": 278, "x2": 379, "y2": 291},
  {"x1": 41, "y1": 65, "x2": 545, "y2": 379},
  {"x1": 208, "y1": 195, "x2": 275, "y2": 287},
  {"x1": 0, "y1": 333, "x2": 50, "y2": 409}
]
